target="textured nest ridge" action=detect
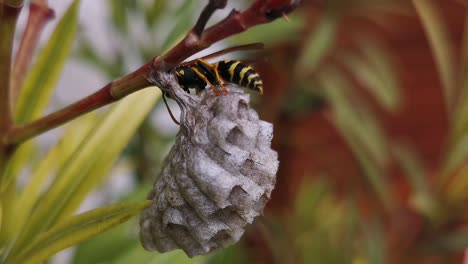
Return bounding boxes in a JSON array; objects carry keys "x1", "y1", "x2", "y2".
[{"x1": 140, "y1": 72, "x2": 278, "y2": 257}]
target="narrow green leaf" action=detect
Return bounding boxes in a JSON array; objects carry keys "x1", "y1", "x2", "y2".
[
  {"x1": 294, "y1": 179, "x2": 329, "y2": 225},
  {"x1": 9, "y1": 89, "x2": 160, "y2": 256},
  {"x1": 10, "y1": 113, "x2": 98, "y2": 240},
  {"x1": 442, "y1": 132, "x2": 468, "y2": 178},
  {"x1": 362, "y1": 222, "x2": 386, "y2": 264},
  {"x1": 317, "y1": 67, "x2": 393, "y2": 211},
  {"x1": 319, "y1": 67, "x2": 389, "y2": 167},
  {"x1": 230, "y1": 14, "x2": 304, "y2": 47},
  {"x1": 15, "y1": 0, "x2": 80, "y2": 123},
  {"x1": 72, "y1": 186, "x2": 158, "y2": 264},
  {"x1": 434, "y1": 229, "x2": 468, "y2": 251},
  {"x1": 205, "y1": 245, "x2": 247, "y2": 264},
  {"x1": 413, "y1": 0, "x2": 456, "y2": 114},
  {"x1": 0, "y1": 141, "x2": 34, "y2": 191},
  {"x1": 143, "y1": 1, "x2": 167, "y2": 27},
  {"x1": 160, "y1": 1, "x2": 196, "y2": 52},
  {"x1": 109, "y1": 0, "x2": 129, "y2": 33},
  {"x1": 146, "y1": 250, "x2": 204, "y2": 264},
  {"x1": 8, "y1": 201, "x2": 151, "y2": 264},
  {"x1": 451, "y1": 11, "x2": 468, "y2": 155},
  {"x1": 392, "y1": 144, "x2": 428, "y2": 194},
  {"x1": 335, "y1": 119, "x2": 392, "y2": 211},
  {"x1": 297, "y1": 9, "x2": 338, "y2": 71},
  {"x1": 0, "y1": 178, "x2": 17, "y2": 247},
  {"x1": 53, "y1": 89, "x2": 161, "y2": 224},
  {"x1": 341, "y1": 37, "x2": 400, "y2": 111},
  {"x1": 391, "y1": 144, "x2": 440, "y2": 220},
  {"x1": 113, "y1": 246, "x2": 204, "y2": 264},
  {"x1": 1, "y1": 0, "x2": 80, "y2": 201},
  {"x1": 438, "y1": 154, "x2": 468, "y2": 203}
]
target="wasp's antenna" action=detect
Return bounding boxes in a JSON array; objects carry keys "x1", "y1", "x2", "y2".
[{"x1": 162, "y1": 93, "x2": 180, "y2": 126}]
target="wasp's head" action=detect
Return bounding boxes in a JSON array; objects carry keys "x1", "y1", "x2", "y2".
[{"x1": 175, "y1": 66, "x2": 206, "y2": 93}]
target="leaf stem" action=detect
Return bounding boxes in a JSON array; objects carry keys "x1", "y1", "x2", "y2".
[
  {"x1": 2, "y1": 0, "x2": 303, "y2": 146},
  {"x1": 12, "y1": 0, "x2": 54, "y2": 108},
  {"x1": 0, "y1": 3, "x2": 21, "y2": 132},
  {"x1": 160, "y1": 0, "x2": 302, "y2": 69},
  {"x1": 0, "y1": 1, "x2": 22, "y2": 182},
  {"x1": 3, "y1": 60, "x2": 153, "y2": 145}
]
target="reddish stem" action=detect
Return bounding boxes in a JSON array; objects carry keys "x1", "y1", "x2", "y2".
[
  {"x1": 3, "y1": 0, "x2": 302, "y2": 145},
  {"x1": 160, "y1": 0, "x2": 302, "y2": 69},
  {"x1": 12, "y1": 0, "x2": 54, "y2": 107},
  {"x1": 0, "y1": 4, "x2": 21, "y2": 132},
  {"x1": 4, "y1": 60, "x2": 153, "y2": 145},
  {"x1": 0, "y1": 2, "x2": 22, "y2": 184}
]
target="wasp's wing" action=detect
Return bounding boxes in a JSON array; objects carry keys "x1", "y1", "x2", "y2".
[{"x1": 181, "y1": 43, "x2": 264, "y2": 66}]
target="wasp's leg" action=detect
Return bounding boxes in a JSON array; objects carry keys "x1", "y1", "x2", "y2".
[
  {"x1": 162, "y1": 92, "x2": 180, "y2": 125},
  {"x1": 196, "y1": 59, "x2": 229, "y2": 95},
  {"x1": 191, "y1": 67, "x2": 222, "y2": 96}
]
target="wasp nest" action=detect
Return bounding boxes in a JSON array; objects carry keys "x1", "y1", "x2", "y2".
[{"x1": 140, "y1": 72, "x2": 278, "y2": 257}]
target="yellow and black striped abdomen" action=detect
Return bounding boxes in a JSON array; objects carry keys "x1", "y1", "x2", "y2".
[{"x1": 216, "y1": 60, "x2": 263, "y2": 94}]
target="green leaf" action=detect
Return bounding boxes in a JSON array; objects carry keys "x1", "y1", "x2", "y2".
[
  {"x1": 413, "y1": 0, "x2": 456, "y2": 114},
  {"x1": 72, "y1": 212, "x2": 138, "y2": 264},
  {"x1": 317, "y1": 66, "x2": 393, "y2": 211},
  {"x1": 297, "y1": 9, "x2": 338, "y2": 71},
  {"x1": 205, "y1": 245, "x2": 247, "y2": 264},
  {"x1": 72, "y1": 186, "x2": 152, "y2": 264},
  {"x1": 9, "y1": 89, "x2": 160, "y2": 256},
  {"x1": 160, "y1": 1, "x2": 196, "y2": 52},
  {"x1": 434, "y1": 229, "x2": 468, "y2": 251},
  {"x1": 391, "y1": 144, "x2": 440, "y2": 220},
  {"x1": 109, "y1": 0, "x2": 129, "y2": 33},
  {"x1": 230, "y1": 13, "x2": 304, "y2": 46},
  {"x1": 0, "y1": 177, "x2": 17, "y2": 247},
  {"x1": 146, "y1": 250, "x2": 204, "y2": 264},
  {"x1": 392, "y1": 144, "x2": 428, "y2": 195},
  {"x1": 113, "y1": 246, "x2": 204, "y2": 264},
  {"x1": 294, "y1": 179, "x2": 329, "y2": 225},
  {"x1": 319, "y1": 67, "x2": 389, "y2": 167},
  {"x1": 10, "y1": 113, "x2": 98, "y2": 240},
  {"x1": 451, "y1": 12, "x2": 468, "y2": 152},
  {"x1": 143, "y1": 1, "x2": 167, "y2": 27},
  {"x1": 7, "y1": 201, "x2": 151, "y2": 264},
  {"x1": 340, "y1": 37, "x2": 400, "y2": 112},
  {"x1": 362, "y1": 221, "x2": 386, "y2": 264},
  {"x1": 15, "y1": 0, "x2": 80, "y2": 123},
  {"x1": 53, "y1": 89, "x2": 161, "y2": 225},
  {"x1": 442, "y1": 132, "x2": 468, "y2": 178}
]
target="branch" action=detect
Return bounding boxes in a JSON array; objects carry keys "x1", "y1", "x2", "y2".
[
  {"x1": 2, "y1": 0, "x2": 23, "y2": 8},
  {"x1": 3, "y1": 0, "x2": 302, "y2": 145},
  {"x1": 12, "y1": 0, "x2": 54, "y2": 107},
  {"x1": 159, "y1": 0, "x2": 302, "y2": 69},
  {"x1": 3, "y1": 60, "x2": 153, "y2": 145},
  {"x1": 0, "y1": 1, "x2": 22, "y2": 187},
  {"x1": 0, "y1": 3, "x2": 22, "y2": 132}
]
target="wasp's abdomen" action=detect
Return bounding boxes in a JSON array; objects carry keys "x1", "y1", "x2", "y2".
[{"x1": 216, "y1": 60, "x2": 263, "y2": 94}]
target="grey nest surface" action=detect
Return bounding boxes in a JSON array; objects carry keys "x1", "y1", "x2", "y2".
[{"x1": 140, "y1": 72, "x2": 278, "y2": 257}]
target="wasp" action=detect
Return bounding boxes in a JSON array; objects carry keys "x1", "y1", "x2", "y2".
[
  {"x1": 175, "y1": 43, "x2": 264, "y2": 96},
  {"x1": 163, "y1": 43, "x2": 264, "y2": 125}
]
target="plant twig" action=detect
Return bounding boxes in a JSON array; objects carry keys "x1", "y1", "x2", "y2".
[
  {"x1": 4, "y1": 60, "x2": 153, "y2": 145},
  {"x1": 2, "y1": 0, "x2": 24, "y2": 8},
  {"x1": 0, "y1": 3, "x2": 22, "y2": 132},
  {"x1": 3, "y1": 0, "x2": 302, "y2": 145},
  {"x1": 0, "y1": 0, "x2": 23, "y2": 190},
  {"x1": 12, "y1": 0, "x2": 54, "y2": 107},
  {"x1": 160, "y1": 0, "x2": 302, "y2": 69}
]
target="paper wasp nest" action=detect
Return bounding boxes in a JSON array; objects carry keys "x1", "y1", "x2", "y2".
[{"x1": 140, "y1": 72, "x2": 278, "y2": 257}]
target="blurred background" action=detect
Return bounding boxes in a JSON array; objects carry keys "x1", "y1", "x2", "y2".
[{"x1": 14, "y1": 0, "x2": 468, "y2": 263}]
